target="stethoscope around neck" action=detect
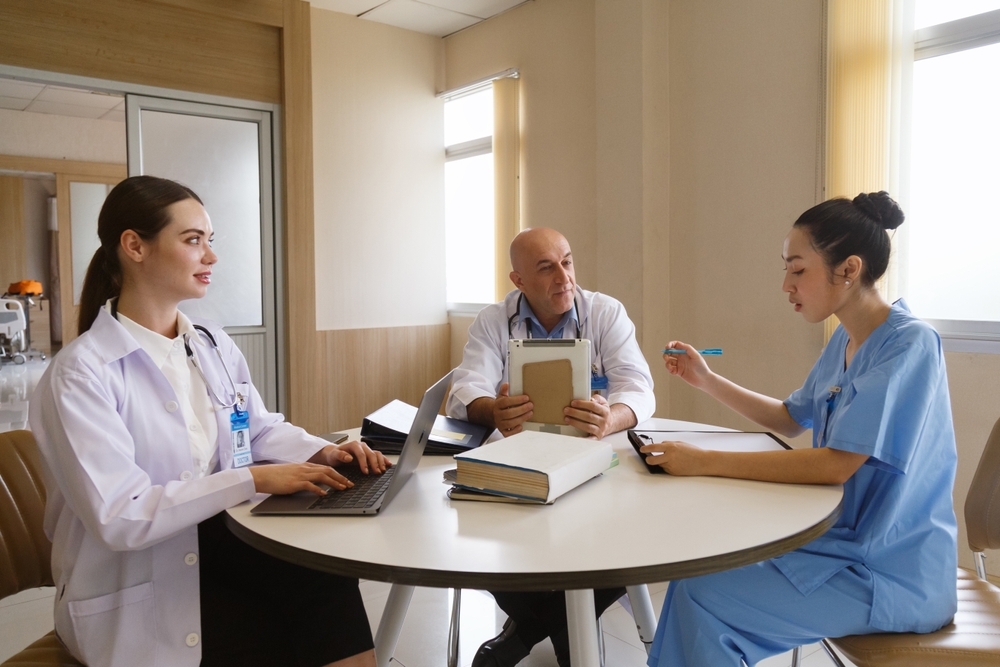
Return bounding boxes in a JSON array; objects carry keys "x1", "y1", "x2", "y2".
[
  {"x1": 507, "y1": 292, "x2": 582, "y2": 339},
  {"x1": 111, "y1": 299, "x2": 241, "y2": 410}
]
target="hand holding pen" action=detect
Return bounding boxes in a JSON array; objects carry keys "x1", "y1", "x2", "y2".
[{"x1": 662, "y1": 341, "x2": 716, "y2": 389}]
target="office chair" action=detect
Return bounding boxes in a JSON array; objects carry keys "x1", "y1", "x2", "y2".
[
  {"x1": 446, "y1": 585, "x2": 658, "y2": 667},
  {"x1": 0, "y1": 429, "x2": 84, "y2": 666},
  {"x1": 791, "y1": 416, "x2": 1000, "y2": 667}
]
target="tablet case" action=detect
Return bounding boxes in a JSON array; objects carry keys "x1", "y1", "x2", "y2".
[{"x1": 522, "y1": 359, "x2": 574, "y2": 425}]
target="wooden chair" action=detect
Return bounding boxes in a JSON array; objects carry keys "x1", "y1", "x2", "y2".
[
  {"x1": 0, "y1": 429, "x2": 83, "y2": 666},
  {"x1": 792, "y1": 416, "x2": 1000, "y2": 667}
]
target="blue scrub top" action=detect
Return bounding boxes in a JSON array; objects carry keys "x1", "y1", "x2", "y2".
[{"x1": 778, "y1": 300, "x2": 958, "y2": 633}]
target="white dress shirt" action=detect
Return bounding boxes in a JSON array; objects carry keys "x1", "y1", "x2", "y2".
[
  {"x1": 117, "y1": 310, "x2": 219, "y2": 478},
  {"x1": 446, "y1": 286, "x2": 656, "y2": 424}
]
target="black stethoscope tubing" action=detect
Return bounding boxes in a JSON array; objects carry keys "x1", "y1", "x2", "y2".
[{"x1": 507, "y1": 292, "x2": 582, "y2": 339}]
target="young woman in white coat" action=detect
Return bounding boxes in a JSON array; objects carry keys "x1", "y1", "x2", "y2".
[{"x1": 30, "y1": 176, "x2": 387, "y2": 667}]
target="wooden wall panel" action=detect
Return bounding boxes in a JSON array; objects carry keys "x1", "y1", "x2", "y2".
[
  {"x1": 0, "y1": 0, "x2": 281, "y2": 104},
  {"x1": 321, "y1": 324, "x2": 451, "y2": 431},
  {"x1": 0, "y1": 176, "x2": 26, "y2": 290},
  {"x1": 152, "y1": 0, "x2": 284, "y2": 28}
]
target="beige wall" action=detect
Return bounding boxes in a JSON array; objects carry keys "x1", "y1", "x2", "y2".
[
  {"x1": 0, "y1": 109, "x2": 126, "y2": 164},
  {"x1": 311, "y1": 8, "x2": 447, "y2": 330},
  {"x1": 304, "y1": 7, "x2": 450, "y2": 432},
  {"x1": 445, "y1": 0, "x2": 1000, "y2": 572}
]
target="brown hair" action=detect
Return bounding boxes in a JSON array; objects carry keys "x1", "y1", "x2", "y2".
[{"x1": 77, "y1": 176, "x2": 202, "y2": 334}]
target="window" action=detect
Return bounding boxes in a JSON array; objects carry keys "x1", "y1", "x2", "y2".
[
  {"x1": 444, "y1": 87, "x2": 495, "y2": 306},
  {"x1": 900, "y1": 2, "x2": 1000, "y2": 349}
]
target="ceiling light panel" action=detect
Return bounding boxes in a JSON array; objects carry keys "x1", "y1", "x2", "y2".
[{"x1": 361, "y1": 0, "x2": 480, "y2": 36}]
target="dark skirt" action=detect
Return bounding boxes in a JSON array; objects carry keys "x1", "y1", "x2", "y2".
[{"x1": 198, "y1": 512, "x2": 374, "y2": 667}]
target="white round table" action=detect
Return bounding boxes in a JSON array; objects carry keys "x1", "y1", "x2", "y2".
[{"x1": 226, "y1": 418, "x2": 843, "y2": 666}]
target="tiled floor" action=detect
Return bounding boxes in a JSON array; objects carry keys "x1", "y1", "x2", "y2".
[
  {"x1": 0, "y1": 580, "x2": 854, "y2": 666},
  {"x1": 0, "y1": 357, "x2": 47, "y2": 433}
]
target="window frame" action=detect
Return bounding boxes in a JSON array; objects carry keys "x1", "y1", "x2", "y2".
[{"x1": 901, "y1": 6, "x2": 1000, "y2": 352}]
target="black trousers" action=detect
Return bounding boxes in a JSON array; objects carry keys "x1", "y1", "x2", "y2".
[
  {"x1": 491, "y1": 587, "x2": 627, "y2": 655},
  {"x1": 198, "y1": 512, "x2": 374, "y2": 667}
]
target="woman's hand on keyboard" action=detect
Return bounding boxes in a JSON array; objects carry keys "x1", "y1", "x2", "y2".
[
  {"x1": 250, "y1": 462, "x2": 355, "y2": 496},
  {"x1": 309, "y1": 442, "x2": 390, "y2": 475}
]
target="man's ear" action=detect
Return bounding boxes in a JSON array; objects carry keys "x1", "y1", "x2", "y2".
[
  {"x1": 509, "y1": 270, "x2": 524, "y2": 291},
  {"x1": 120, "y1": 230, "x2": 146, "y2": 264}
]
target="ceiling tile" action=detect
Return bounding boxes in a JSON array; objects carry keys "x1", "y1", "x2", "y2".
[
  {"x1": 361, "y1": 0, "x2": 479, "y2": 36},
  {"x1": 308, "y1": 0, "x2": 385, "y2": 16},
  {"x1": 24, "y1": 100, "x2": 110, "y2": 119},
  {"x1": 419, "y1": 0, "x2": 526, "y2": 20},
  {"x1": 0, "y1": 79, "x2": 44, "y2": 100},
  {"x1": 36, "y1": 87, "x2": 123, "y2": 110}
]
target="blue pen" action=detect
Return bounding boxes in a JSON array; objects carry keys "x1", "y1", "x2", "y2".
[{"x1": 662, "y1": 348, "x2": 723, "y2": 355}]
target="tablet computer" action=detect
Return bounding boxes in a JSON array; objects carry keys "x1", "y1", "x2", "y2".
[{"x1": 508, "y1": 338, "x2": 591, "y2": 436}]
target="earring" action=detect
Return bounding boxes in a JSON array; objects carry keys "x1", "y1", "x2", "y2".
[{"x1": 845, "y1": 280, "x2": 851, "y2": 286}]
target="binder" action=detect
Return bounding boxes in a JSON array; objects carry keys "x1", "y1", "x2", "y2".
[{"x1": 361, "y1": 399, "x2": 491, "y2": 455}]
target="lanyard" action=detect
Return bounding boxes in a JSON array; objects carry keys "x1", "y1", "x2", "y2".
[{"x1": 507, "y1": 292, "x2": 582, "y2": 339}]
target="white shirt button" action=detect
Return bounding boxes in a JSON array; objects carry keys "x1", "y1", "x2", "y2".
[
  {"x1": 184, "y1": 553, "x2": 198, "y2": 566},
  {"x1": 189, "y1": 424, "x2": 199, "y2": 432},
  {"x1": 165, "y1": 401, "x2": 178, "y2": 413},
  {"x1": 185, "y1": 633, "x2": 199, "y2": 647},
  {"x1": 180, "y1": 471, "x2": 193, "y2": 481}
]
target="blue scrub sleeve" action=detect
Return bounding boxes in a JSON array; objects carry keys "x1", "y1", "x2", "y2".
[{"x1": 824, "y1": 332, "x2": 944, "y2": 475}]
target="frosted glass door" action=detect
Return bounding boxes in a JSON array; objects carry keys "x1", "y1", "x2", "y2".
[{"x1": 126, "y1": 96, "x2": 278, "y2": 409}]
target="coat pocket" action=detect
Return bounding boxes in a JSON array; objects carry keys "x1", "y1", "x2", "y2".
[{"x1": 68, "y1": 581, "x2": 155, "y2": 666}]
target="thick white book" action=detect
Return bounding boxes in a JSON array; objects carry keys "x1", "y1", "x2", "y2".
[{"x1": 452, "y1": 431, "x2": 613, "y2": 504}]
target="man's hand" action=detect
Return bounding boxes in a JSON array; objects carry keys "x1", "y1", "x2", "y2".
[
  {"x1": 564, "y1": 394, "x2": 613, "y2": 439},
  {"x1": 493, "y1": 383, "x2": 534, "y2": 437}
]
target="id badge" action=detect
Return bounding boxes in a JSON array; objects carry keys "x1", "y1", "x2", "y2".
[{"x1": 230, "y1": 408, "x2": 252, "y2": 468}]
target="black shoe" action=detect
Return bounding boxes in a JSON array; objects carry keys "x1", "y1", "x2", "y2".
[{"x1": 471, "y1": 618, "x2": 531, "y2": 667}]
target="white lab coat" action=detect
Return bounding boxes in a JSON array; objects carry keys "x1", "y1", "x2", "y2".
[
  {"x1": 29, "y1": 307, "x2": 327, "y2": 667},
  {"x1": 446, "y1": 287, "x2": 655, "y2": 424}
]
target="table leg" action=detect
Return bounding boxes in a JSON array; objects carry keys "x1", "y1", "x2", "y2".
[
  {"x1": 565, "y1": 589, "x2": 600, "y2": 667},
  {"x1": 374, "y1": 583, "x2": 414, "y2": 667},
  {"x1": 625, "y1": 584, "x2": 658, "y2": 653}
]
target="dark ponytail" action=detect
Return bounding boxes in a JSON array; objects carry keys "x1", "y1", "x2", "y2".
[
  {"x1": 792, "y1": 190, "x2": 905, "y2": 286},
  {"x1": 77, "y1": 176, "x2": 202, "y2": 335}
]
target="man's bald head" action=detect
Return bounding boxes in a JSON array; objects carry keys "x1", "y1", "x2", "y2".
[
  {"x1": 508, "y1": 228, "x2": 576, "y2": 331},
  {"x1": 510, "y1": 228, "x2": 571, "y2": 274}
]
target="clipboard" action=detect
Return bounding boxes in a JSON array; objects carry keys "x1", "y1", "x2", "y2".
[{"x1": 508, "y1": 338, "x2": 591, "y2": 436}]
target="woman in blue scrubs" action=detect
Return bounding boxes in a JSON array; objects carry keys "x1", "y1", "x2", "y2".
[{"x1": 640, "y1": 191, "x2": 958, "y2": 666}]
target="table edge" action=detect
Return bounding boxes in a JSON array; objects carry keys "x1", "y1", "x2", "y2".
[{"x1": 224, "y1": 494, "x2": 843, "y2": 590}]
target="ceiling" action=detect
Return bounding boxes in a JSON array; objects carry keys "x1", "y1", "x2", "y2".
[
  {"x1": 0, "y1": 79, "x2": 125, "y2": 122},
  {"x1": 309, "y1": 0, "x2": 529, "y2": 37}
]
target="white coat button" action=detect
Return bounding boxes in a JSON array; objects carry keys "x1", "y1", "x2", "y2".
[
  {"x1": 189, "y1": 424, "x2": 198, "y2": 432},
  {"x1": 184, "y1": 553, "x2": 198, "y2": 566},
  {"x1": 185, "y1": 633, "x2": 199, "y2": 647},
  {"x1": 180, "y1": 471, "x2": 193, "y2": 481},
  {"x1": 165, "y1": 401, "x2": 178, "y2": 413}
]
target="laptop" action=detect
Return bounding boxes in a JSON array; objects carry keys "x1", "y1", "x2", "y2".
[{"x1": 251, "y1": 370, "x2": 453, "y2": 516}]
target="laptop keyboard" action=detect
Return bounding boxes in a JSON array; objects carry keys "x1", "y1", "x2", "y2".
[{"x1": 308, "y1": 466, "x2": 396, "y2": 510}]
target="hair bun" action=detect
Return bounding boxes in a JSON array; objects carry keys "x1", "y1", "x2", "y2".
[{"x1": 853, "y1": 191, "x2": 904, "y2": 230}]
